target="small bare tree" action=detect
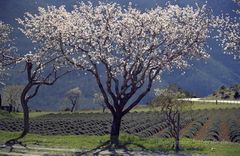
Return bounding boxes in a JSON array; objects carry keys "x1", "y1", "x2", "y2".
[
  {"x1": 94, "y1": 92, "x2": 106, "y2": 112},
  {"x1": 152, "y1": 87, "x2": 192, "y2": 152},
  {"x1": 65, "y1": 87, "x2": 81, "y2": 112}
]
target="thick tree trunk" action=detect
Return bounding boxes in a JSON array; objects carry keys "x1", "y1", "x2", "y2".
[
  {"x1": 175, "y1": 112, "x2": 180, "y2": 152},
  {"x1": 110, "y1": 115, "x2": 122, "y2": 145}
]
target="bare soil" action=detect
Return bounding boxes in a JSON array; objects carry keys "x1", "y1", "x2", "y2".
[{"x1": 194, "y1": 119, "x2": 211, "y2": 140}]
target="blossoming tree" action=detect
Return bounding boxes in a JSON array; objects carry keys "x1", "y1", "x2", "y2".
[
  {"x1": 0, "y1": 21, "x2": 16, "y2": 84},
  {"x1": 19, "y1": 2, "x2": 231, "y2": 144},
  {"x1": 65, "y1": 87, "x2": 82, "y2": 112},
  {"x1": 218, "y1": 0, "x2": 239, "y2": 59},
  {"x1": 0, "y1": 21, "x2": 17, "y2": 111},
  {"x1": 5, "y1": 14, "x2": 72, "y2": 145},
  {"x1": 6, "y1": 52, "x2": 71, "y2": 143},
  {"x1": 94, "y1": 92, "x2": 106, "y2": 112}
]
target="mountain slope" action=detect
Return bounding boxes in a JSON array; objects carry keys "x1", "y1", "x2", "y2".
[{"x1": 0, "y1": 0, "x2": 239, "y2": 110}]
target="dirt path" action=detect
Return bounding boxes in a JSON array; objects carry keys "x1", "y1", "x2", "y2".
[
  {"x1": 194, "y1": 119, "x2": 211, "y2": 140},
  {"x1": 153, "y1": 127, "x2": 168, "y2": 137},
  {"x1": 0, "y1": 145, "x2": 207, "y2": 156},
  {"x1": 180, "y1": 122, "x2": 194, "y2": 137},
  {"x1": 219, "y1": 114, "x2": 230, "y2": 141}
]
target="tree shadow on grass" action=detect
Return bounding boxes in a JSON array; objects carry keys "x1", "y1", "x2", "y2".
[
  {"x1": 0, "y1": 141, "x2": 28, "y2": 153},
  {"x1": 75, "y1": 140, "x2": 163, "y2": 156},
  {"x1": 75, "y1": 140, "x2": 206, "y2": 156},
  {"x1": 74, "y1": 140, "x2": 111, "y2": 156}
]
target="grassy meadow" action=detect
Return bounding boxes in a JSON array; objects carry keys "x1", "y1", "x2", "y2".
[{"x1": 0, "y1": 131, "x2": 240, "y2": 156}]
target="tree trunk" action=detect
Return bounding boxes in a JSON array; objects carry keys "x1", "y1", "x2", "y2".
[
  {"x1": 175, "y1": 112, "x2": 180, "y2": 153},
  {"x1": 16, "y1": 104, "x2": 19, "y2": 112},
  {"x1": 0, "y1": 94, "x2": 2, "y2": 108},
  {"x1": 5, "y1": 95, "x2": 29, "y2": 145},
  {"x1": 110, "y1": 115, "x2": 122, "y2": 145},
  {"x1": 71, "y1": 104, "x2": 75, "y2": 112},
  {"x1": 20, "y1": 98, "x2": 29, "y2": 139},
  {"x1": 70, "y1": 99, "x2": 76, "y2": 112}
]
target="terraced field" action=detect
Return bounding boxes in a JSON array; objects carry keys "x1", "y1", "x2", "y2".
[{"x1": 0, "y1": 108, "x2": 239, "y2": 143}]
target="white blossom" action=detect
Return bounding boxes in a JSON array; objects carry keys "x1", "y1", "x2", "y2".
[
  {"x1": 216, "y1": 0, "x2": 240, "y2": 59},
  {"x1": 0, "y1": 21, "x2": 16, "y2": 84},
  {"x1": 17, "y1": 2, "x2": 235, "y2": 114}
]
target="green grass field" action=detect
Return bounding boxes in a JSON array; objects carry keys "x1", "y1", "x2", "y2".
[
  {"x1": 0, "y1": 131, "x2": 240, "y2": 156},
  {"x1": 1, "y1": 102, "x2": 239, "y2": 119},
  {"x1": 132, "y1": 102, "x2": 240, "y2": 112}
]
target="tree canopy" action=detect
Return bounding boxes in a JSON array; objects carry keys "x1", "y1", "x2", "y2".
[
  {"x1": 0, "y1": 21, "x2": 16, "y2": 85},
  {"x1": 217, "y1": 0, "x2": 240, "y2": 59},
  {"x1": 16, "y1": 1, "x2": 236, "y2": 144}
]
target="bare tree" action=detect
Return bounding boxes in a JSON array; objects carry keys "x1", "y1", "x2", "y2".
[
  {"x1": 18, "y1": 2, "x2": 231, "y2": 145},
  {"x1": 94, "y1": 92, "x2": 106, "y2": 112},
  {"x1": 152, "y1": 87, "x2": 192, "y2": 152},
  {"x1": 65, "y1": 87, "x2": 81, "y2": 112}
]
